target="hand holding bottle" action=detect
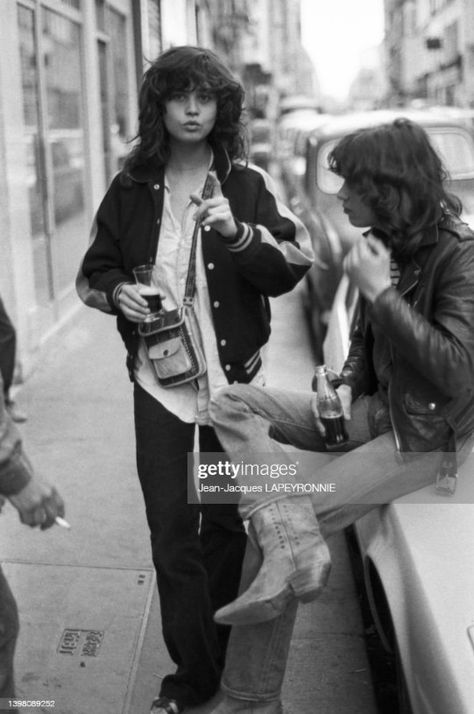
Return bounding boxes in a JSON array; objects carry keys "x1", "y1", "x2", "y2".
[{"x1": 311, "y1": 365, "x2": 350, "y2": 446}]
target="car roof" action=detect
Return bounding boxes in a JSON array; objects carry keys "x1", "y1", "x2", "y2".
[
  {"x1": 278, "y1": 109, "x2": 330, "y2": 128},
  {"x1": 279, "y1": 95, "x2": 321, "y2": 115},
  {"x1": 307, "y1": 107, "x2": 474, "y2": 142}
]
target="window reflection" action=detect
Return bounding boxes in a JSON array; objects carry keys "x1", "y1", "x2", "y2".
[
  {"x1": 18, "y1": 4, "x2": 52, "y2": 305},
  {"x1": 99, "y1": 6, "x2": 130, "y2": 182},
  {"x1": 43, "y1": 8, "x2": 86, "y2": 294}
]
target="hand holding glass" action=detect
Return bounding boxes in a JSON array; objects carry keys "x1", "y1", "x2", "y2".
[{"x1": 132, "y1": 265, "x2": 163, "y2": 319}]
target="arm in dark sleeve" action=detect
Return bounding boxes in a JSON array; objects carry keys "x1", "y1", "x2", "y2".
[
  {"x1": 0, "y1": 375, "x2": 32, "y2": 496},
  {"x1": 76, "y1": 176, "x2": 130, "y2": 314},
  {"x1": 339, "y1": 315, "x2": 373, "y2": 400},
  {"x1": 220, "y1": 169, "x2": 314, "y2": 297},
  {"x1": 370, "y1": 240, "x2": 474, "y2": 397}
]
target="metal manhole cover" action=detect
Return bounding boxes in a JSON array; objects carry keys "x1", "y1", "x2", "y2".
[{"x1": 2, "y1": 562, "x2": 154, "y2": 714}]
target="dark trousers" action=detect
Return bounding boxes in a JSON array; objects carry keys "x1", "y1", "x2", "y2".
[
  {"x1": 0, "y1": 566, "x2": 19, "y2": 702},
  {"x1": 133, "y1": 383, "x2": 247, "y2": 708},
  {"x1": 0, "y1": 298, "x2": 15, "y2": 397}
]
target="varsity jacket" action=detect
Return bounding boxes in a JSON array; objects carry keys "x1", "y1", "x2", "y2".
[{"x1": 76, "y1": 145, "x2": 313, "y2": 383}]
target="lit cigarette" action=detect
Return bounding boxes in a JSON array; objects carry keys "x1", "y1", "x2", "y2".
[{"x1": 55, "y1": 516, "x2": 71, "y2": 529}]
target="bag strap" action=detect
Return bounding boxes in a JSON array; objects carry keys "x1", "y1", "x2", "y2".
[{"x1": 183, "y1": 173, "x2": 216, "y2": 306}]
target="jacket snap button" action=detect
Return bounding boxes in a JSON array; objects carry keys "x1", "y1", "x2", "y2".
[
  {"x1": 153, "y1": 184, "x2": 160, "y2": 190},
  {"x1": 428, "y1": 402, "x2": 436, "y2": 410},
  {"x1": 213, "y1": 301, "x2": 220, "y2": 308},
  {"x1": 225, "y1": 364, "x2": 231, "y2": 371},
  {"x1": 220, "y1": 339, "x2": 227, "y2": 346},
  {"x1": 208, "y1": 263, "x2": 215, "y2": 270}
]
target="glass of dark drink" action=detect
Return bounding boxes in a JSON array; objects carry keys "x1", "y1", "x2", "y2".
[{"x1": 133, "y1": 265, "x2": 163, "y2": 319}]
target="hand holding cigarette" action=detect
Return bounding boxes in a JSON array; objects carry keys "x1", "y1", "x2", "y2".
[{"x1": 190, "y1": 193, "x2": 238, "y2": 238}]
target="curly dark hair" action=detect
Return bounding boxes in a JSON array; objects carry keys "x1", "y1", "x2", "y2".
[
  {"x1": 328, "y1": 118, "x2": 462, "y2": 258},
  {"x1": 124, "y1": 45, "x2": 247, "y2": 172}
]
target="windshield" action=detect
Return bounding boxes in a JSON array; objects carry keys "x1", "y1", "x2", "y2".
[
  {"x1": 317, "y1": 127, "x2": 474, "y2": 194},
  {"x1": 429, "y1": 129, "x2": 474, "y2": 178}
]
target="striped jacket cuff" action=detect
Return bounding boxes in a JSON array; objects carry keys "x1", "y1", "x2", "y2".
[
  {"x1": 112, "y1": 281, "x2": 131, "y2": 309},
  {"x1": 244, "y1": 350, "x2": 262, "y2": 380},
  {"x1": 221, "y1": 221, "x2": 257, "y2": 253}
]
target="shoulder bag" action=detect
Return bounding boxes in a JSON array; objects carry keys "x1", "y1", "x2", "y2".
[{"x1": 138, "y1": 173, "x2": 215, "y2": 388}]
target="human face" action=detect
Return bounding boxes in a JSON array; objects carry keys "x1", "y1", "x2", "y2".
[
  {"x1": 163, "y1": 88, "x2": 217, "y2": 145},
  {"x1": 337, "y1": 180, "x2": 377, "y2": 228}
]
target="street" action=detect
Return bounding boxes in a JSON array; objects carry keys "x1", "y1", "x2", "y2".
[{"x1": 0, "y1": 285, "x2": 376, "y2": 714}]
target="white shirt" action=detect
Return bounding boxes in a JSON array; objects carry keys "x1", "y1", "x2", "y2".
[{"x1": 134, "y1": 172, "x2": 265, "y2": 424}]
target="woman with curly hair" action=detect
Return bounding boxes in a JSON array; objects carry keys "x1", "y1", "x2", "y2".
[
  {"x1": 76, "y1": 46, "x2": 312, "y2": 714},
  {"x1": 206, "y1": 118, "x2": 474, "y2": 713}
]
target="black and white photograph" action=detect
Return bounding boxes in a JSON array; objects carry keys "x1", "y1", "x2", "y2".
[{"x1": 1, "y1": 1, "x2": 474, "y2": 713}]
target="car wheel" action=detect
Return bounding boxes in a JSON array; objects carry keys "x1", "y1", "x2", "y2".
[
  {"x1": 345, "y1": 529, "x2": 411, "y2": 714},
  {"x1": 394, "y1": 644, "x2": 414, "y2": 714}
]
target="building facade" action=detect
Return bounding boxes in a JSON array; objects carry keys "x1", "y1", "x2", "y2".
[
  {"x1": 209, "y1": 0, "x2": 317, "y2": 119},
  {"x1": 385, "y1": 0, "x2": 474, "y2": 107}
]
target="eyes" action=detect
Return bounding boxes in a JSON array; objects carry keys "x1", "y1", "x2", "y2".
[{"x1": 169, "y1": 91, "x2": 215, "y2": 104}]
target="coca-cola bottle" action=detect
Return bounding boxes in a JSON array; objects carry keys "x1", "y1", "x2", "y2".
[{"x1": 313, "y1": 365, "x2": 348, "y2": 447}]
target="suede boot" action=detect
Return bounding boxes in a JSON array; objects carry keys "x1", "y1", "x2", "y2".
[{"x1": 214, "y1": 497, "x2": 330, "y2": 626}]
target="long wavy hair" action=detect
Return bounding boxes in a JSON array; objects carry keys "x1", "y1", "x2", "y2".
[
  {"x1": 123, "y1": 45, "x2": 247, "y2": 173},
  {"x1": 328, "y1": 118, "x2": 462, "y2": 259}
]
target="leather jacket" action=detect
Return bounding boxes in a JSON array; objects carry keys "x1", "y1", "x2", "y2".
[{"x1": 341, "y1": 215, "x2": 474, "y2": 452}]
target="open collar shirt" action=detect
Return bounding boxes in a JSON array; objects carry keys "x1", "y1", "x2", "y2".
[{"x1": 134, "y1": 171, "x2": 265, "y2": 425}]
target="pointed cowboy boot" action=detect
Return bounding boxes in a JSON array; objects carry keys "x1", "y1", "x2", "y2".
[{"x1": 214, "y1": 497, "x2": 330, "y2": 626}]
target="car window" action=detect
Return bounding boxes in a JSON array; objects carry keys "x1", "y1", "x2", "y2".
[
  {"x1": 317, "y1": 140, "x2": 343, "y2": 194},
  {"x1": 428, "y1": 129, "x2": 474, "y2": 178},
  {"x1": 316, "y1": 127, "x2": 474, "y2": 194}
]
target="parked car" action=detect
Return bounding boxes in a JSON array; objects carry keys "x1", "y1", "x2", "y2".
[
  {"x1": 276, "y1": 110, "x2": 331, "y2": 199},
  {"x1": 287, "y1": 108, "x2": 474, "y2": 361},
  {"x1": 278, "y1": 95, "x2": 322, "y2": 117},
  {"x1": 319, "y1": 110, "x2": 474, "y2": 714},
  {"x1": 248, "y1": 118, "x2": 273, "y2": 172},
  {"x1": 349, "y1": 472, "x2": 474, "y2": 714}
]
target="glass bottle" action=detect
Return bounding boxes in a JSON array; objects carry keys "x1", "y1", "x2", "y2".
[{"x1": 313, "y1": 365, "x2": 348, "y2": 447}]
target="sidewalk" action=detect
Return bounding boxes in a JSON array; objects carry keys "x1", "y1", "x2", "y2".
[{"x1": 0, "y1": 287, "x2": 376, "y2": 713}]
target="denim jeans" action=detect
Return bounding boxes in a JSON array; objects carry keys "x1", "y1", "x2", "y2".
[
  {"x1": 209, "y1": 384, "x2": 473, "y2": 703},
  {"x1": 0, "y1": 566, "x2": 19, "y2": 701},
  {"x1": 133, "y1": 384, "x2": 247, "y2": 708}
]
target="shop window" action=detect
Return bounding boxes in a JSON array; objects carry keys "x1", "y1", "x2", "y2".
[
  {"x1": 98, "y1": 5, "x2": 131, "y2": 181},
  {"x1": 18, "y1": 3, "x2": 53, "y2": 305},
  {"x1": 42, "y1": 7, "x2": 87, "y2": 294},
  {"x1": 147, "y1": 0, "x2": 163, "y2": 61}
]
